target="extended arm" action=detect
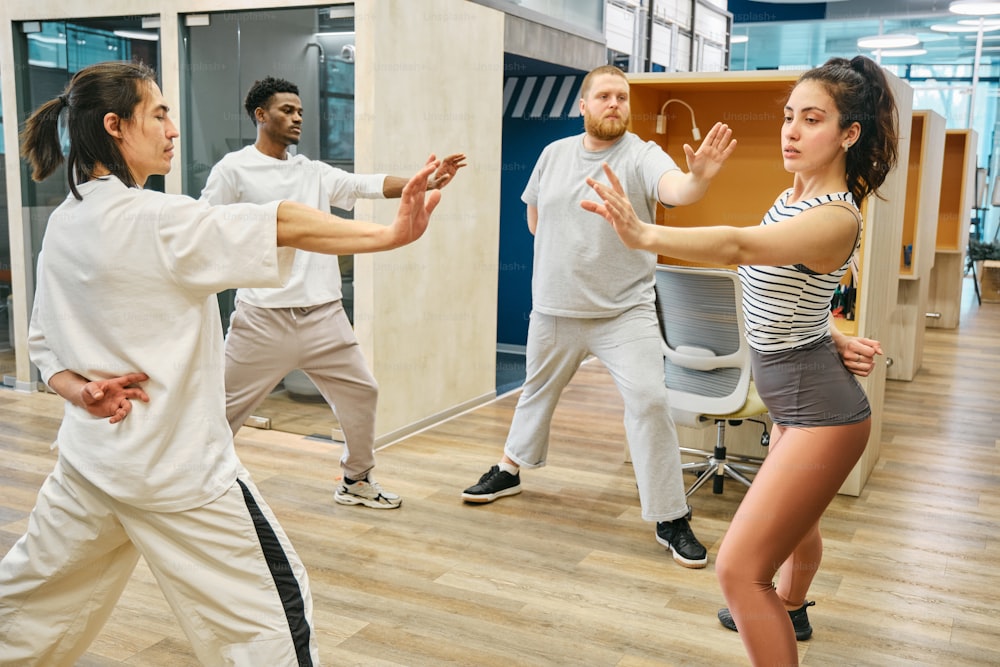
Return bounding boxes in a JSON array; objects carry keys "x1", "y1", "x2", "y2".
[
  {"x1": 382, "y1": 153, "x2": 467, "y2": 197},
  {"x1": 584, "y1": 163, "x2": 858, "y2": 274},
  {"x1": 656, "y1": 122, "x2": 736, "y2": 206},
  {"x1": 277, "y1": 155, "x2": 442, "y2": 254}
]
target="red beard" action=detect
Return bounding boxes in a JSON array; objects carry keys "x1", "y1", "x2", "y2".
[{"x1": 584, "y1": 112, "x2": 628, "y2": 141}]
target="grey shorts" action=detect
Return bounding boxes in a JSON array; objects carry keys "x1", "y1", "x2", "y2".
[{"x1": 750, "y1": 336, "x2": 871, "y2": 428}]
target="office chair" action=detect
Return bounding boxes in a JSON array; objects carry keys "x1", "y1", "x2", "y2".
[{"x1": 654, "y1": 264, "x2": 769, "y2": 496}]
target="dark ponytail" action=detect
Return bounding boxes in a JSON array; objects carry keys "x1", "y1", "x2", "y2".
[
  {"x1": 797, "y1": 56, "x2": 899, "y2": 203},
  {"x1": 19, "y1": 61, "x2": 157, "y2": 200},
  {"x1": 19, "y1": 97, "x2": 67, "y2": 184}
]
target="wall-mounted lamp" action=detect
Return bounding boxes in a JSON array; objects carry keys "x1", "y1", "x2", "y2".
[{"x1": 656, "y1": 99, "x2": 700, "y2": 140}]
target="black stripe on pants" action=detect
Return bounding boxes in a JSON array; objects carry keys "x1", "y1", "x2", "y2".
[{"x1": 237, "y1": 479, "x2": 313, "y2": 666}]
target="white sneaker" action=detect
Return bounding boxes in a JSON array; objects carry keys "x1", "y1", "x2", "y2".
[{"x1": 334, "y1": 477, "x2": 402, "y2": 509}]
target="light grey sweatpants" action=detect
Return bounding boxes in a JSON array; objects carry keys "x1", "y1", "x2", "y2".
[
  {"x1": 224, "y1": 299, "x2": 378, "y2": 481},
  {"x1": 504, "y1": 303, "x2": 689, "y2": 522},
  {"x1": 0, "y1": 460, "x2": 317, "y2": 666}
]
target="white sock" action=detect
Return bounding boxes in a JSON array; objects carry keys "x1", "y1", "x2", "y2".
[{"x1": 499, "y1": 461, "x2": 519, "y2": 476}]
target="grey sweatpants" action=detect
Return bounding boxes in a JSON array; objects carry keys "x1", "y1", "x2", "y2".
[
  {"x1": 504, "y1": 303, "x2": 689, "y2": 522},
  {"x1": 224, "y1": 299, "x2": 378, "y2": 481},
  {"x1": 0, "y1": 461, "x2": 317, "y2": 666}
]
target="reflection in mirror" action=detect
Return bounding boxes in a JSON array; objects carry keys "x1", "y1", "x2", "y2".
[{"x1": 183, "y1": 6, "x2": 357, "y2": 441}]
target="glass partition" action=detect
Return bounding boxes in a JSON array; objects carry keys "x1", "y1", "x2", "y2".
[
  {"x1": 182, "y1": 6, "x2": 357, "y2": 439},
  {"x1": 485, "y1": 0, "x2": 603, "y2": 34},
  {"x1": 1, "y1": 79, "x2": 11, "y2": 384}
]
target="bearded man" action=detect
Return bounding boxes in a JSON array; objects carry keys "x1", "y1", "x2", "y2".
[{"x1": 461, "y1": 65, "x2": 736, "y2": 568}]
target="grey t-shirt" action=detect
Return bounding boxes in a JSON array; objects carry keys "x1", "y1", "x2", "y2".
[{"x1": 522, "y1": 131, "x2": 678, "y2": 318}]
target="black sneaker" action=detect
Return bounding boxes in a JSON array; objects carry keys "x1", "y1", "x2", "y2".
[
  {"x1": 655, "y1": 514, "x2": 707, "y2": 568},
  {"x1": 718, "y1": 600, "x2": 815, "y2": 641},
  {"x1": 462, "y1": 465, "x2": 521, "y2": 503}
]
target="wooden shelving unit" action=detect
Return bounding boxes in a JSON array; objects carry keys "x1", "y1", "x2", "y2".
[
  {"x1": 926, "y1": 129, "x2": 977, "y2": 329},
  {"x1": 887, "y1": 110, "x2": 945, "y2": 381},
  {"x1": 627, "y1": 70, "x2": 913, "y2": 496}
]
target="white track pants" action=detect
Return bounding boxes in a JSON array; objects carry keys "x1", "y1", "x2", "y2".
[{"x1": 0, "y1": 460, "x2": 317, "y2": 666}]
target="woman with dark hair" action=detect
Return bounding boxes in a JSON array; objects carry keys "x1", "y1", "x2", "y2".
[
  {"x1": 2, "y1": 60, "x2": 440, "y2": 666},
  {"x1": 582, "y1": 55, "x2": 897, "y2": 666}
]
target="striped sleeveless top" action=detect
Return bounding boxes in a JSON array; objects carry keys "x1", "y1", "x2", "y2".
[{"x1": 737, "y1": 190, "x2": 861, "y2": 353}]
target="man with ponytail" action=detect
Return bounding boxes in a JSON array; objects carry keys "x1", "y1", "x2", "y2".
[
  {"x1": 584, "y1": 55, "x2": 897, "y2": 665},
  {"x1": 2, "y1": 60, "x2": 441, "y2": 666}
]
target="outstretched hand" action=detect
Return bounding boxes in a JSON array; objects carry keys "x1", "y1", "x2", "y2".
[
  {"x1": 81, "y1": 372, "x2": 150, "y2": 424},
  {"x1": 581, "y1": 162, "x2": 651, "y2": 251},
  {"x1": 428, "y1": 153, "x2": 468, "y2": 190},
  {"x1": 682, "y1": 122, "x2": 737, "y2": 182},
  {"x1": 390, "y1": 155, "x2": 443, "y2": 246}
]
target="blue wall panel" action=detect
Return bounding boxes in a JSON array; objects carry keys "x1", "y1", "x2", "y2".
[{"x1": 498, "y1": 72, "x2": 586, "y2": 346}]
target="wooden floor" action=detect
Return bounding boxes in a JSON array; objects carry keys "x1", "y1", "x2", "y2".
[
  {"x1": 1, "y1": 278, "x2": 997, "y2": 666},
  {"x1": 252, "y1": 386, "x2": 343, "y2": 440}
]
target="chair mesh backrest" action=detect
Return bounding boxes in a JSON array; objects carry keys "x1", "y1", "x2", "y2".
[{"x1": 654, "y1": 265, "x2": 749, "y2": 414}]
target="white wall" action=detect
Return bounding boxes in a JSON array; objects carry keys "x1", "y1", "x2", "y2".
[{"x1": 354, "y1": 0, "x2": 504, "y2": 442}]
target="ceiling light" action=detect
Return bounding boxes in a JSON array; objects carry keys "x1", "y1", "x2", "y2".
[
  {"x1": 949, "y1": 1, "x2": 1000, "y2": 15},
  {"x1": 870, "y1": 48, "x2": 928, "y2": 57},
  {"x1": 113, "y1": 29, "x2": 159, "y2": 41},
  {"x1": 857, "y1": 34, "x2": 920, "y2": 49},
  {"x1": 930, "y1": 22, "x2": 1000, "y2": 32},
  {"x1": 26, "y1": 33, "x2": 66, "y2": 45},
  {"x1": 328, "y1": 6, "x2": 354, "y2": 19},
  {"x1": 958, "y1": 17, "x2": 1000, "y2": 25},
  {"x1": 731, "y1": 35, "x2": 749, "y2": 44}
]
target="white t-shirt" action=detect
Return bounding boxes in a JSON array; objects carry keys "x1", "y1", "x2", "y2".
[
  {"x1": 201, "y1": 145, "x2": 386, "y2": 308},
  {"x1": 522, "y1": 132, "x2": 678, "y2": 318},
  {"x1": 28, "y1": 176, "x2": 293, "y2": 511}
]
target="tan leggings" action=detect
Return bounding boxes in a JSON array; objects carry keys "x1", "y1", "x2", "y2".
[{"x1": 716, "y1": 419, "x2": 870, "y2": 666}]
